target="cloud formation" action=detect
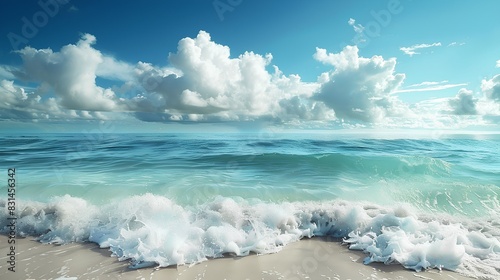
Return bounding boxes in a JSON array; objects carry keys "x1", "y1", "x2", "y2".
[
  {"x1": 448, "y1": 42, "x2": 465, "y2": 47},
  {"x1": 395, "y1": 80, "x2": 468, "y2": 94},
  {"x1": 6, "y1": 31, "x2": 326, "y2": 124},
  {"x1": 448, "y1": 89, "x2": 478, "y2": 115},
  {"x1": 0, "y1": 79, "x2": 108, "y2": 121},
  {"x1": 481, "y1": 74, "x2": 500, "y2": 102},
  {"x1": 313, "y1": 45, "x2": 408, "y2": 122},
  {"x1": 1, "y1": 31, "x2": 498, "y2": 129},
  {"x1": 0, "y1": 65, "x2": 15, "y2": 80},
  {"x1": 348, "y1": 18, "x2": 364, "y2": 33},
  {"x1": 15, "y1": 34, "x2": 119, "y2": 111},
  {"x1": 445, "y1": 78, "x2": 500, "y2": 117},
  {"x1": 400, "y1": 42, "x2": 442, "y2": 57},
  {"x1": 133, "y1": 31, "x2": 322, "y2": 122}
]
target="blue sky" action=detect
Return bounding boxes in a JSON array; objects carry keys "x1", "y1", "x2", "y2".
[{"x1": 1, "y1": 0, "x2": 499, "y2": 133}]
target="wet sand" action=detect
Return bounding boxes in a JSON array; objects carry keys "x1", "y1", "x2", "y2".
[{"x1": 0, "y1": 235, "x2": 473, "y2": 280}]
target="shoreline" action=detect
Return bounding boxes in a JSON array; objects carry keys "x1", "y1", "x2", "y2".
[{"x1": 0, "y1": 235, "x2": 474, "y2": 280}]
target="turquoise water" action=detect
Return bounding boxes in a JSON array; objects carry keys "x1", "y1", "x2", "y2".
[{"x1": 1, "y1": 133, "x2": 499, "y2": 276}]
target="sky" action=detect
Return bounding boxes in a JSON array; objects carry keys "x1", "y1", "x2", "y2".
[{"x1": 0, "y1": 0, "x2": 499, "y2": 133}]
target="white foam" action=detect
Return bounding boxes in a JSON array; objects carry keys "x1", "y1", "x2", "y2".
[{"x1": 1, "y1": 194, "x2": 499, "y2": 278}]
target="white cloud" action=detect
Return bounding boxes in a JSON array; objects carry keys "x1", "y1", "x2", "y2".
[
  {"x1": 97, "y1": 56, "x2": 135, "y2": 81},
  {"x1": 15, "y1": 34, "x2": 120, "y2": 111},
  {"x1": 405, "y1": 80, "x2": 448, "y2": 88},
  {"x1": 0, "y1": 80, "x2": 29, "y2": 105},
  {"x1": 346, "y1": 18, "x2": 367, "y2": 45},
  {"x1": 8, "y1": 30, "x2": 319, "y2": 124},
  {"x1": 475, "y1": 100, "x2": 500, "y2": 117},
  {"x1": 279, "y1": 96, "x2": 334, "y2": 121},
  {"x1": 0, "y1": 79, "x2": 109, "y2": 121},
  {"x1": 448, "y1": 42, "x2": 465, "y2": 47},
  {"x1": 348, "y1": 18, "x2": 364, "y2": 34},
  {"x1": 314, "y1": 46, "x2": 362, "y2": 70},
  {"x1": 410, "y1": 97, "x2": 491, "y2": 129},
  {"x1": 0, "y1": 65, "x2": 15, "y2": 80},
  {"x1": 444, "y1": 78, "x2": 500, "y2": 118},
  {"x1": 448, "y1": 88, "x2": 478, "y2": 115},
  {"x1": 404, "y1": 76, "x2": 500, "y2": 127},
  {"x1": 481, "y1": 74, "x2": 500, "y2": 102},
  {"x1": 395, "y1": 81, "x2": 468, "y2": 93},
  {"x1": 132, "y1": 31, "x2": 321, "y2": 122},
  {"x1": 496, "y1": 60, "x2": 500, "y2": 68},
  {"x1": 5, "y1": 33, "x2": 411, "y2": 125},
  {"x1": 165, "y1": 31, "x2": 278, "y2": 117},
  {"x1": 2, "y1": 31, "x2": 499, "y2": 129},
  {"x1": 400, "y1": 42, "x2": 442, "y2": 56},
  {"x1": 313, "y1": 45, "x2": 409, "y2": 123}
]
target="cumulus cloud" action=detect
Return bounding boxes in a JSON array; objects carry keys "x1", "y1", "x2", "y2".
[
  {"x1": 443, "y1": 78, "x2": 500, "y2": 119},
  {"x1": 481, "y1": 74, "x2": 500, "y2": 102},
  {"x1": 448, "y1": 89, "x2": 478, "y2": 115},
  {"x1": 279, "y1": 96, "x2": 334, "y2": 121},
  {"x1": 4, "y1": 31, "x2": 324, "y2": 124},
  {"x1": 14, "y1": 34, "x2": 120, "y2": 111},
  {"x1": 0, "y1": 65, "x2": 15, "y2": 80},
  {"x1": 409, "y1": 97, "x2": 493, "y2": 130},
  {"x1": 133, "y1": 31, "x2": 321, "y2": 121},
  {"x1": 497, "y1": 60, "x2": 500, "y2": 68},
  {"x1": 0, "y1": 79, "x2": 55, "y2": 120},
  {"x1": 2, "y1": 31, "x2": 498, "y2": 129},
  {"x1": 400, "y1": 42, "x2": 442, "y2": 57},
  {"x1": 96, "y1": 56, "x2": 135, "y2": 81},
  {"x1": 154, "y1": 31, "x2": 279, "y2": 117},
  {"x1": 0, "y1": 79, "x2": 108, "y2": 121},
  {"x1": 313, "y1": 45, "x2": 408, "y2": 123}
]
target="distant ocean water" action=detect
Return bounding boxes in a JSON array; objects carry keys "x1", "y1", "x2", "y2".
[{"x1": 1, "y1": 133, "x2": 499, "y2": 278}]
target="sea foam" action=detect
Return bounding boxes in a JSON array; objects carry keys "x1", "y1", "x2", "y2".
[{"x1": 1, "y1": 194, "x2": 499, "y2": 279}]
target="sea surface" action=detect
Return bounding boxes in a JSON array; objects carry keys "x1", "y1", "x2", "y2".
[{"x1": 1, "y1": 132, "x2": 499, "y2": 278}]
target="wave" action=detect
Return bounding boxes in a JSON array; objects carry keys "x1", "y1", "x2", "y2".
[
  {"x1": 1, "y1": 194, "x2": 499, "y2": 278},
  {"x1": 194, "y1": 153, "x2": 454, "y2": 178}
]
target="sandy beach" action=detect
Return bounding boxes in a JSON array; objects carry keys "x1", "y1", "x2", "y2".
[{"x1": 0, "y1": 235, "x2": 473, "y2": 280}]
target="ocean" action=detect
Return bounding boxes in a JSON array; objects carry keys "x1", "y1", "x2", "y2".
[{"x1": 1, "y1": 132, "x2": 499, "y2": 278}]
